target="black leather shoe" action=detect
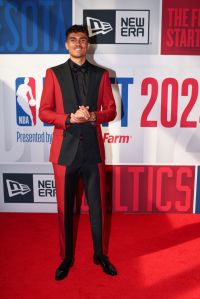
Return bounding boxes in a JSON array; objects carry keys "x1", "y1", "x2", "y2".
[
  {"x1": 93, "y1": 254, "x2": 117, "y2": 276},
  {"x1": 55, "y1": 259, "x2": 73, "y2": 280}
]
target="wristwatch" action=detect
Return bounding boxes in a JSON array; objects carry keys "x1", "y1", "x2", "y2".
[{"x1": 90, "y1": 112, "x2": 96, "y2": 121}]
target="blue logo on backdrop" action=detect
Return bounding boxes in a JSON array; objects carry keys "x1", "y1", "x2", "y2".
[
  {"x1": 195, "y1": 166, "x2": 200, "y2": 213},
  {"x1": 16, "y1": 77, "x2": 37, "y2": 126},
  {"x1": 0, "y1": 0, "x2": 72, "y2": 53}
]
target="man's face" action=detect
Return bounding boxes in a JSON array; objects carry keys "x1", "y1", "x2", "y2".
[{"x1": 65, "y1": 32, "x2": 89, "y2": 59}]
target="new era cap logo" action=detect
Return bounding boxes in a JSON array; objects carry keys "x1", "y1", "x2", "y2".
[
  {"x1": 6, "y1": 179, "x2": 31, "y2": 197},
  {"x1": 86, "y1": 17, "x2": 113, "y2": 37},
  {"x1": 83, "y1": 10, "x2": 150, "y2": 44},
  {"x1": 3, "y1": 173, "x2": 34, "y2": 203}
]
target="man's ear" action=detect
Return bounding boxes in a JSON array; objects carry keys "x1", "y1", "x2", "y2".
[
  {"x1": 87, "y1": 42, "x2": 90, "y2": 50},
  {"x1": 65, "y1": 42, "x2": 69, "y2": 51}
]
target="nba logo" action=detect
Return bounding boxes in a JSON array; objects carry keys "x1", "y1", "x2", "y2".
[{"x1": 16, "y1": 77, "x2": 37, "y2": 126}]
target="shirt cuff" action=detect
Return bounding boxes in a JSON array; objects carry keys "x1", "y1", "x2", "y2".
[{"x1": 65, "y1": 114, "x2": 71, "y2": 128}]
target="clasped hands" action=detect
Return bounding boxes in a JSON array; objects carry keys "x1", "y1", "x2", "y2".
[{"x1": 70, "y1": 106, "x2": 92, "y2": 124}]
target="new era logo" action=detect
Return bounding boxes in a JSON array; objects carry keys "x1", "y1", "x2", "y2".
[
  {"x1": 86, "y1": 17, "x2": 113, "y2": 37},
  {"x1": 83, "y1": 10, "x2": 115, "y2": 44},
  {"x1": 3, "y1": 173, "x2": 34, "y2": 203},
  {"x1": 83, "y1": 9, "x2": 150, "y2": 44},
  {"x1": 6, "y1": 179, "x2": 31, "y2": 197}
]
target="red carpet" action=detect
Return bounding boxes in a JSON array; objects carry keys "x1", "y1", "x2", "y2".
[{"x1": 1, "y1": 213, "x2": 200, "y2": 299}]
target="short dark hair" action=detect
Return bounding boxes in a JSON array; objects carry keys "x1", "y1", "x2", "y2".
[{"x1": 66, "y1": 25, "x2": 89, "y2": 40}]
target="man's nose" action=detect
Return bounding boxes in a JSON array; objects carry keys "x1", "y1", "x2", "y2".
[{"x1": 75, "y1": 39, "x2": 81, "y2": 46}]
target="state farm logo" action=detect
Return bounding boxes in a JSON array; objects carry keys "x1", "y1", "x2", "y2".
[
  {"x1": 83, "y1": 10, "x2": 150, "y2": 44},
  {"x1": 103, "y1": 133, "x2": 132, "y2": 143},
  {"x1": 6, "y1": 179, "x2": 31, "y2": 197}
]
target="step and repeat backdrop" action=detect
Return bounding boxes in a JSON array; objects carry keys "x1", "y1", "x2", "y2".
[{"x1": 0, "y1": 0, "x2": 200, "y2": 213}]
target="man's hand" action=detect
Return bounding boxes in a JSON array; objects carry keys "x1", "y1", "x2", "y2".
[
  {"x1": 77, "y1": 106, "x2": 90, "y2": 119},
  {"x1": 70, "y1": 106, "x2": 90, "y2": 123}
]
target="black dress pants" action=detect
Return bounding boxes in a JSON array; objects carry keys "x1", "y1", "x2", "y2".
[
  {"x1": 53, "y1": 141, "x2": 104, "y2": 261},
  {"x1": 64, "y1": 162, "x2": 103, "y2": 260}
]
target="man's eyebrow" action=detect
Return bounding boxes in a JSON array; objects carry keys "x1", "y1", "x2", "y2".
[{"x1": 69, "y1": 37, "x2": 88, "y2": 39}]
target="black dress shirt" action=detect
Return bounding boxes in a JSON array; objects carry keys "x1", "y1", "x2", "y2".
[
  {"x1": 65, "y1": 59, "x2": 89, "y2": 125},
  {"x1": 68, "y1": 59, "x2": 89, "y2": 106}
]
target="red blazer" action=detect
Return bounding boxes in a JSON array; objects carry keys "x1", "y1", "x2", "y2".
[{"x1": 39, "y1": 59, "x2": 116, "y2": 165}]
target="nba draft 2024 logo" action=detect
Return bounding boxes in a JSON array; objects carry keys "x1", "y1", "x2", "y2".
[{"x1": 16, "y1": 77, "x2": 37, "y2": 126}]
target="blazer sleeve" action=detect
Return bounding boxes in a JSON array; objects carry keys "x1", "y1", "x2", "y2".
[
  {"x1": 95, "y1": 70, "x2": 117, "y2": 124},
  {"x1": 39, "y1": 68, "x2": 69, "y2": 129}
]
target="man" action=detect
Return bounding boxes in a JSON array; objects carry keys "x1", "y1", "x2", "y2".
[{"x1": 39, "y1": 25, "x2": 117, "y2": 280}]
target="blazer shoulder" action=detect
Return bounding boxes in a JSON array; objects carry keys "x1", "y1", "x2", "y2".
[
  {"x1": 88, "y1": 61, "x2": 106, "y2": 75},
  {"x1": 50, "y1": 62, "x2": 67, "y2": 73}
]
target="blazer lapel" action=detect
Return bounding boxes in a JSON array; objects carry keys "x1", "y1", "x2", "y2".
[
  {"x1": 52, "y1": 59, "x2": 79, "y2": 114},
  {"x1": 86, "y1": 62, "x2": 98, "y2": 110},
  {"x1": 63, "y1": 59, "x2": 79, "y2": 112}
]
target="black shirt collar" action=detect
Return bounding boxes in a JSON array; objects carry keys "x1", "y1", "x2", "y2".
[{"x1": 68, "y1": 59, "x2": 89, "y2": 73}]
